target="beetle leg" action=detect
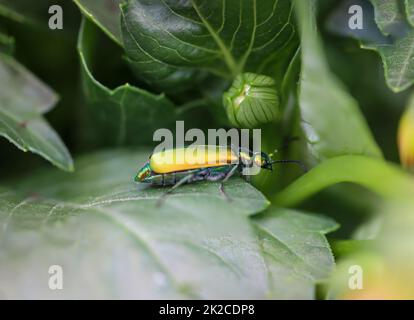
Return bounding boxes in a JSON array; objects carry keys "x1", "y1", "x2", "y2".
[
  {"x1": 219, "y1": 165, "x2": 239, "y2": 201},
  {"x1": 156, "y1": 172, "x2": 197, "y2": 207},
  {"x1": 243, "y1": 174, "x2": 251, "y2": 183}
]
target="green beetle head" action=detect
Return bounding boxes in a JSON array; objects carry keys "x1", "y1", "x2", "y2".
[
  {"x1": 253, "y1": 152, "x2": 273, "y2": 170},
  {"x1": 135, "y1": 161, "x2": 152, "y2": 182}
]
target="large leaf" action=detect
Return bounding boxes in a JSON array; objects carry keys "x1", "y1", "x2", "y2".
[
  {"x1": 295, "y1": 0, "x2": 382, "y2": 162},
  {"x1": 0, "y1": 149, "x2": 339, "y2": 299},
  {"x1": 328, "y1": 0, "x2": 414, "y2": 92},
  {"x1": 0, "y1": 53, "x2": 73, "y2": 171},
  {"x1": 407, "y1": 0, "x2": 414, "y2": 27},
  {"x1": 75, "y1": 0, "x2": 199, "y2": 92},
  {"x1": 120, "y1": 0, "x2": 297, "y2": 90},
  {"x1": 0, "y1": 149, "x2": 270, "y2": 299},
  {"x1": 253, "y1": 208, "x2": 338, "y2": 299}
]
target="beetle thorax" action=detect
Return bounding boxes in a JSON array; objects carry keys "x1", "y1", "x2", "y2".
[{"x1": 239, "y1": 151, "x2": 254, "y2": 167}]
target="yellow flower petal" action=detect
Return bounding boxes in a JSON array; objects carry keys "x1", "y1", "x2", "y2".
[{"x1": 398, "y1": 103, "x2": 414, "y2": 168}]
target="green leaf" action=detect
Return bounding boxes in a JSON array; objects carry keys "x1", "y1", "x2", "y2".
[
  {"x1": 328, "y1": 0, "x2": 414, "y2": 92},
  {"x1": 0, "y1": 150, "x2": 338, "y2": 299},
  {"x1": 120, "y1": 0, "x2": 296, "y2": 90},
  {"x1": 362, "y1": 30, "x2": 414, "y2": 92},
  {"x1": 363, "y1": 0, "x2": 414, "y2": 92},
  {"x1": 406, "y1": 0, "x2": 414, "y2": 27},
  {"x1": 331, "y1": 239, "x2": 373, "y2": 259},
  {"x1": 0, "y1": 31, "x2": 14, "y2": 55},
  {"x1": 295, "y1": 0, "x2": 382, "y2": 161},
  {"x1": 0, "y1": 149, "x2": 273, "y2": 299},
  {"x1": 369, "y1": 0, "x2": 408, "y2": 36},
  {"x1": 281, "y1": 46, "x2": 300, "y2": 101},
  {"x1": 78, "y1": 18, "x2": 187, "y2": 146},
  {"x1": 73, "y1": 0, "x2": 123, "y2": 45},
  {"x1": 0, "y1": 53, "x2": 73, "y2": 171},
  {"x1": 274, "y1": 155, "x2": 414, "y2": 207},
  {"x1": 253, "y1": 208, "x2": 338, "y2": 299}
]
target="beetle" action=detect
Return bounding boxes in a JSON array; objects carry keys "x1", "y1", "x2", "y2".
[{"x1": 135, "y1": 145, "x2": 306, "y2": 202}]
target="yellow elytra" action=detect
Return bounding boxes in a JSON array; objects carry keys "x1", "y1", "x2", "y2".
[{"x1": 149, "y1": 145, "x2": 239, "y2": 174}]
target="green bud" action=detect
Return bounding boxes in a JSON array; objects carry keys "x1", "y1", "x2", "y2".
[{"x1": 223, "y1": 73, "x2": 279, "y2": 128}]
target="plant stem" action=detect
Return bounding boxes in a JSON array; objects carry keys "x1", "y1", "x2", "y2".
[{"x1": 274, "y1": 155, "x2": 414, "y2": 207}]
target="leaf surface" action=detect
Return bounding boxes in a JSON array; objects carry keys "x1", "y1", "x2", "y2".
[
  {"x1": 120, "y1": 0, "x2": 296, "y2": 90},
  {"x1": 296, "y1": 0, "x2": 382, "y2": 161},
  {"x1": 254, "y1": 208, "x2": 338, "y2": 299},
  {"x1": 0, "y1": 149, "x2": 270, "y2": 299},
  {"x1": 0, "y1": 149, "x2": 339, "y2": 299}
]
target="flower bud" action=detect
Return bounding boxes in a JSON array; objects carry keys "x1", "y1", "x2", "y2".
[
  {"x1": 223, "y1": 73, "x2": 279, "y2": 128},
  {"x1": 398, "y1": 97, "x2": 414, "y2": 169}
]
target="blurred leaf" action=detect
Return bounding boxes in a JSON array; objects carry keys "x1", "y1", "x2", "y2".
[
  {"x1": 0, "y1": 31, "x2": 13, "y2": 54},
  {"x1": 398, "y1": 92, "x2": 414, "y2": 169},
  {"x1": 253, "y1": 208, "x2": 338, "y2": 299},
  {"x1": 281, "y1": 46, "x2": 300, "y2": 102},
  {"x1": 406, "y1": 0, "x2": 414, "y2": 27},
  {"x1": 0, "y1": 53, "x2": 73, "y2": 171},
  {"x1": 78, "y1": 18, "x2": 192, "y2": 146},
  {"x1": 376, "y1": 200, "x2": 414, "y2": 292},
  {"x1": 352, "y1": 215, "x2": 383, "y2": 240},
  {"x1": 329, "y1": 200, "x2": 414, "y2": 299},
  {"x1": 0, "y1": 149, "x2": 273, "y2": 299},
  {"x1": 328, "y1": 0, "x2": 414, "y2": 92},
  {"x1": 295, "y1": 0, "x2": 382, "y2": 161},
  {"x1": 362, "y1": 30, "x2": 414, "y2": 93},
  {"x1": 274, "y1": 155, "x2": 414, "y2": 207},
  {"x1": 120, "y1": 0, "x2": 296, "y2": 91},
  {"x1": 74, "y1": 0, "x2": 122, "y2": 45},
  {"x1": 0, "y1": 0, "x2": 26, "y2": 23},
  {"x1": 0, "y1": 0, "x2": 74, "y2": 28},
  {"x1": 331, "y1": 239, "x2": 372, "y2": 259},
  {"x1": 369, "y1": 0, "x2": 408, "y2": 36}
]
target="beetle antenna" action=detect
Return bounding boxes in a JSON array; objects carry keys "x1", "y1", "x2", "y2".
[{"x1": 270, "y1": 160, "x2": 308, "y2": 173}]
